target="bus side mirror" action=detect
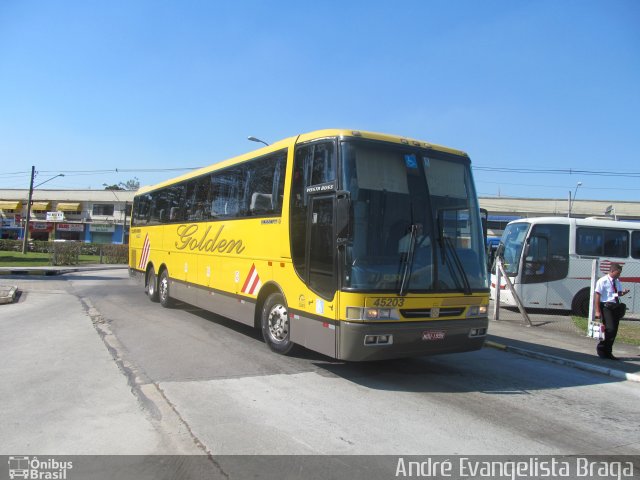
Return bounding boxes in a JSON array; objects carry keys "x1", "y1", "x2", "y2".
[{"x1": 336, "y1": 191, "x2": 351, "y2": 243}]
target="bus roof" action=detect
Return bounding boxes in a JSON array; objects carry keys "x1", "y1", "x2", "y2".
[
  {"x1": 507, "y1": 216, "x2": 640, "y2": 230},
  {"x1": 136, "y1": 129, "x2": 469, "y2": 195}
]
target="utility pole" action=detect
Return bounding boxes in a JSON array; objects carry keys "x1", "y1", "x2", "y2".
[
  {"x1": 123, "y1": 201, "x2": 128, "y2": 244},
  {"x1": 21, "y1": 166, "x2": 35, "y2": 254}
]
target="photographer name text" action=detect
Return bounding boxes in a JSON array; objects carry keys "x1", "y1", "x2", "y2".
[{"x1": 395, "y1": 457, "x2": 634, "y2": 480}]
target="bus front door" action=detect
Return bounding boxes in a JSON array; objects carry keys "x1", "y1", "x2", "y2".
[{"x1": 521, "y1": 235, "x2": 550, "y2": 309}]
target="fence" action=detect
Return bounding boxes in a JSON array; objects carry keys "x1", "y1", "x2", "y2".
[{"x1": 492, "y1": 257, "x2": 640, "y2": 324}]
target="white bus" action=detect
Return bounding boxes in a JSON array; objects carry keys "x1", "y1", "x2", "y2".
[{"x1": 491, "y1": 216, "x2": 640, "y2": 316}]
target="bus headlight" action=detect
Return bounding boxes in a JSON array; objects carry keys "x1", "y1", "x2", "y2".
[
  {"x1": 346, "y1": 307, "x2": 399, "y2": 321},
  {"x1": 467, "y1": 305, "x2": 488, "y2": 317}
]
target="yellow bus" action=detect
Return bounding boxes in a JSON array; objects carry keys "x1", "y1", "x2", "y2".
[{"x1": 129, "y1": 129, "x2": 489, "y2": 361}]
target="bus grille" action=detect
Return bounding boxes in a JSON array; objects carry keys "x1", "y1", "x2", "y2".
[{"x1": 400, "y1": 307, "x2": 465, "y2": 319}]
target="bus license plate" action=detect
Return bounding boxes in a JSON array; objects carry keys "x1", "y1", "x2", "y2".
[{"x1": 422, "y1": 330, "x2": 446, "y2": 341}]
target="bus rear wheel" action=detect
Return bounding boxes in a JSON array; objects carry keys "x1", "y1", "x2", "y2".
[
  {"x1": 261, "y1": 293, "x2": 295, "y2": 355},
  {"x1": 159, "y1": 269, "x2": 174, "y2": 308},
  {"x1": 146, "y1": 267, "x2": 159, "y2": 302}
]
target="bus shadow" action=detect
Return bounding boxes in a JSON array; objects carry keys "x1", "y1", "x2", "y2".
[
  {"x1": 177, "y1": 302, "x2": 340, "y2": 362},
  {"x1": 489, "y1": 334, "x2": 640, "y2": 374},
  {"x1": 177, "y1": 302, "x2": 264, "y2": 341},
  {"x1": 166, "y1": 302, "x2": 637, "y2": 393},
  {"x1": 312, "y1": 342, "x2": 633, "y2": 394}
]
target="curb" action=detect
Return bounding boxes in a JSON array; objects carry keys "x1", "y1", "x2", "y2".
[
  {"x1": 0, "y1": 269, "x2": 75, "y2": 276},
  {"x1": 484, "y1": 340, "x2": 640, "y2": 383},
  {"x1": 0, "y1": 266, "x2": 128, "y2": 276}
]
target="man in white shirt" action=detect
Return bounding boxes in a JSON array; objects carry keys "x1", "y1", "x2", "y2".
[{"x1": 594, "y1": 263, "x2": 630, "y2": 360}]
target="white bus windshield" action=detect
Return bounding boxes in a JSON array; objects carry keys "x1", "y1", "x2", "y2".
[{"x1": 499, "y1": 222, "x2": 531, "y2": 275}]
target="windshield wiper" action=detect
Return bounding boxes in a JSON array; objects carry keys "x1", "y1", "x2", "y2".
[
  {"x1": 442, "y1": 236, "x2": 472, "y2": 295},
  {"x1": 398, "y1": 224, "x2": 418, "y2": 297}
]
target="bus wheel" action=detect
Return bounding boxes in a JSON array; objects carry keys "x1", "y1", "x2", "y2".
[
  {"x1": 146, "y1": 267, "x2": 159, "y2": 303},
  {"x1": 159, "y1": 269, "x2": 173, "y2": 308},
  {"x1": 261, "y1": 293, "x2": 295, "y2": 355},
  {"x1": 571, "y1": 289, "x2": 590, "y2": 317}
]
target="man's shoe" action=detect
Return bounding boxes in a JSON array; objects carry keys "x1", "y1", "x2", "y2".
[{"x1": 598, "y1": 353, "x2": 619, "y2": 360}]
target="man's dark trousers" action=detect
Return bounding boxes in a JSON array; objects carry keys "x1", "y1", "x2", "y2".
[{"x1": 597, "y1": 302, "x2": 621, "y2": 357}]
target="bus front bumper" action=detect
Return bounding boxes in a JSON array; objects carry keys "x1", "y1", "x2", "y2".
[{"x1": 337, "y1": 317, "x2": 488, "y2": 362}]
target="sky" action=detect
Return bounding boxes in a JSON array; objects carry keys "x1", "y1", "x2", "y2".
[{"x1": 1, "y1": 0, "x2": 639, "y2": 204}]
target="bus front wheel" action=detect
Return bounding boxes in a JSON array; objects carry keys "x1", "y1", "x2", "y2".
[{"x1": 261, "y1": 293, "x2": 295, "y2": 355}]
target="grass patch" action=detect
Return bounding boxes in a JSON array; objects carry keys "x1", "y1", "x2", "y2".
[
  {"x1": 572, "y1": 316, "x2": 640, "y2": 346},
  {"x1": 0, "y1": 251, "x2": 101, "y2": 267}
]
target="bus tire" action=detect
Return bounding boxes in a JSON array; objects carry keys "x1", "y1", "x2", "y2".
[
  {"x1": 261, "y1": 292, "x2": 295, "y2": 355},
  {"x1": 571, "y1": 289, "x2": 591, "y2": 317},
  {"x1": 158, "y1": 269, "x2": 174, "y2": 308},
  {"x1": 146, "y1": 267, "x2": 159, "y2": 303}
]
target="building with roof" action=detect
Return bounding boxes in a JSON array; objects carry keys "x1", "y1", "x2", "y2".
[
  {"x1": 479, "y1": 197, "x2": 640, "y2": 221},
  {"x1": 0, "y1": 189, "x2": 134, "y2": 243},
  {"x1": 1, "y1": 188, "x2": 639, "y2": 245},
  {"x1": 479, "y1": 196, "x2": 640, "y2": 246}
]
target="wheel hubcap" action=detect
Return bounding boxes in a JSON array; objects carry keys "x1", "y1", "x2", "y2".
[
  {"x1": 268, "y1": 304, "x2": 289, "y2": 342},
  {"x1": 160, "y1": 277, "x2": 168, "y2": 301}
]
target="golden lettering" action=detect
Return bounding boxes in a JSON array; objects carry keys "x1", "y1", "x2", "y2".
[
  {"x1": 225, "y1": 239, "x2": 243, "y2": 253},
  {"x1": 175, "y1": 224, "x2": 245, "y2": 254},
  {"x1": 176, "y1": 224, "x2": 198, "y2": 250},
  {"x1": 216, "y1": 239, "x2": 228, "y2": 252}
]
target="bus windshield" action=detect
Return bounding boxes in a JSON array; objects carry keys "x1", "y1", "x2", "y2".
[
  {"x1": 340, "y1": 141, "x2": 487, "y2": 293},
  {"x1": 499, "y1": 222, "x2": 531, "y2": 275}
]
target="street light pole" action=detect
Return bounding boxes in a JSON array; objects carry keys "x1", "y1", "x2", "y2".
[
  {"x1": 247, "y1": 136, "x2": 269, "y2": 147},
  {"x1": 21, "y1": 170, "x2": 65, "y2": 254},
  {"x1": 123, "y1": 201, "x2": 128, "y2": 244},
  {"x1": 567, "y1": 181, "x2": 582, "y2": 218}
]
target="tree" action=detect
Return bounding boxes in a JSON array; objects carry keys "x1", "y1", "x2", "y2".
[
  {"x1": 119, "y1": 177, "x2": 140, "y2": 191},
  {"x1": 103, "y1": 177, "x2": 140, "y2": 191}
]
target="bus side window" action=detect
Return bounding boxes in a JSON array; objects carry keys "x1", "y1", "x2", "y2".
[
  {"x1": 185, "y1": 177, "x2": 210, "y2": 221},
  {"x1": 603, "y1": 229, "x2": 629, "y2": 258},
  {"x1": 210, "y1": 168, "x2": 242, "y2": 218},
  {"x1": 246, "y1": 153, "x2": 283, "y2": 216},
  {"x1": 632, "y1": 231, "x2": 640, "y2": 259}
]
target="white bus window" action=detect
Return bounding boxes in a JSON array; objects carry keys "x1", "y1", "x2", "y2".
[
  {"x1": 577, "y1": 228, "x2": 628, "y2": 258},
  {"x1": 632, "y1": 231, "x2": 640, "y2": 259}
]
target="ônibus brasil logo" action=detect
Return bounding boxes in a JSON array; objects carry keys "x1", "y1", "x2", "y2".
[{"x1": 8, "y1": 456, "x2": 73, "y2": 479}]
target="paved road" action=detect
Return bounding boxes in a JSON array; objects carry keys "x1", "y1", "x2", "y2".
[{"x1": 2, "y1": 269, "x2": 639, "y2": 459}]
